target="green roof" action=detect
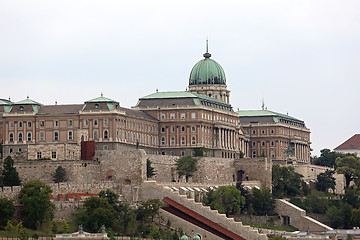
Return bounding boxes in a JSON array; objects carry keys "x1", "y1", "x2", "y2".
[
  {"x1": 237, "y1": 110, "x2": 301, "y2": 121},
  {"x1": 139, "y1": 91, "x2": 231, "y2": 106},
  {"x1": 15, "y1": 98, "x2": 42, "y2": 106},
  {"x1": 0, "y1": 99, "x2": 12, "y2": 105},
  {"x1": 189, "y1": 51, "x2": 226, "y2": 86},
  {"x1": 85, "y1": 95, "x2": 118, "y2": 103}
]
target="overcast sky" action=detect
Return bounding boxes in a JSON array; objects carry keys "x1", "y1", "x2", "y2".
[{"x1": 1, "y1": 0, "x2": 359, "y2": 156}]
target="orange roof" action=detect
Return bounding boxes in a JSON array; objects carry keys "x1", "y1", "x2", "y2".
[{"x1": 335, "y1": 134, "x2": 360, "y2": 150}]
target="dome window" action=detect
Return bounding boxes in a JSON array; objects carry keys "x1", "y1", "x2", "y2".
[{"x1": 95, "y1": 104, "x2": 100, "y2": 109}]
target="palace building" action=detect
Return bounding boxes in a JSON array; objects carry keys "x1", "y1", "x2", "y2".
[{"x1": 0, "y1": 46, "x2": 310, "y2": 163}]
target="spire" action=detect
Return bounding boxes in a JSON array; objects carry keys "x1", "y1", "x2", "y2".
[
  {"x1": 203, "y1": 39, "x2": 211, "y2": 59},
  {"x1": 101, "y1": 92, "x2": 103, "y2": 97}
]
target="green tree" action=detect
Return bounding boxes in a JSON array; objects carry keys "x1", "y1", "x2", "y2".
[
  {"x1": 0, "y1": 198, "x2": 15, "y2": 228},
  {"x1": 249, "y1": 188, "x2": 275, "y2": 216},
  {"x1": 176, "y1": 156, "x2": 198, "y2": 182},
  {"x1": 75, "y1": 196, "x2": 115, "y2": 232},
  {"x1": 343, "y1": 188, "x2": 360, "y2": 209},
  {"x1": 312, "y1": 148, "x2": 345, "y2": 168},
  {"x1": 136, "y1": 199, "x2": 162, "y2": 224},
  {"x1": 19, "y1": 180, "x2": 55, "y2": 229},
  {"x1": 52, "y1": 166, "x2": 67, "y2": 183},
  {"x1": 99, "y1": 189, "x2": 119, "y2": 207},
  {"x1": 336, "y1": 156, "x2": 360, "y2": 188},
  {"x1": 146, "y1": 159, "x2": 156, "y2": 179},
  {"x1": 315, "y1": 170, "x2": 336, "y2": 192},
  {"x1": 304, "y1": 193, "x2": 329, "y2": 214},
  {"x1": 2, "y1": 156, "x2": 21, "y2": 186},
  {"x1": 205, "y1": 186, "x2": 245, "y2": 216},
  {"x1": 272, "y1": 164, "x2": 306, "y2": 197},
  {"x1": 351, "y1": 208, "x2": 360, "y2": 227}
]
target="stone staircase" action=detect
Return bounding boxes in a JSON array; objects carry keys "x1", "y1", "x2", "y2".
[{"x1": 140, "y1": 181, "x2": 268, "y2": 240}]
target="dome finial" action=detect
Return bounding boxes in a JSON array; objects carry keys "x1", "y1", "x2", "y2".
[{"x1": 203, "y1": 39, "x2": 211, "y2": 58}]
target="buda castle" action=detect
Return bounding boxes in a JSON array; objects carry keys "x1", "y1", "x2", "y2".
[{"x1": 0, "y1": 46, "x2": 311, "y2": 163}]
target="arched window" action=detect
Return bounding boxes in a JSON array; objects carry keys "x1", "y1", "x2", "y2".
[
  {"x1": 27, "y1": 132, "x2": 32, "y2": 141},
  {"x1": 18, "y1": 132, "x2": 23, "y2": 142},
  {"x1": 19, "y1": 122, "x2": 23, "y2": 128},
  {"x1": 94, "y1": 130, "x2": 99, "y2": 140},
  {"x1": 9, "y1": 133, "x2": 14, "y2": 142},
  {"x1": 104, "y1": 130, "x2": 108, "y2": 139}
]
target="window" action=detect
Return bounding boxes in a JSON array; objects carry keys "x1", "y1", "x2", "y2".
[
  {"x1": 54, "y1": 132, "x2": 59, "y2": 141},
  {"x1": 181, "y1": 137, "x2": 186, "y2": 145},
  {"x1": 40, "y1": 121, "x2": 45, "y2": 127},
  {"x1": 40, "y1": 132, "x2": 45, "y2": 141},
  {"x1": 68, "y1": 131, "x2": 73, "y2": 140},
  {"x1": 181, "y1": 126, "x2": 185, "y2": 132},
  {"x1": 191, "y1": 112, "x2": 196, "y2": 118},
  {"x1": 37, "y1": 152, "x2": 42, "y2": 159},
  {"x1": 9, "y1": 148, "x2": 13, "y2": 153},
  {"x1": 68, "y1": 120, "x2": 73, "y2": 127},
  {"x1": 170, "y1": 137, "x2": 175, "y2": 146},
  {"x1": 271, "y1": 141, "x2": 275, "y2": 146},
  {"x1": 103, "y1": 145, "x2": 108, "y2": 150},
  {"x1": 19, "y1": 106, "x2": 24, "y2": 111},
  {"x1": 104, "y1": 130, "x2": 108, "y2": 139},
  {"x1": 271, "y1": 151, "x2": 275, "y2": 158},
  {"x1": 104, "y1": 119, "x2": 108, "y2": 126},
  {"x1": 181, "y1": 113, "x2": 185, "y2": 119},
  {"x1": 18, "y1": 148, "x2": 22, "y2": 152},
  {"x1": 54, "y1": 120, "x2": 59, "y2": 127},
  {"x1": 270, "y1": 129, "x2": 275, "y2": 134},
  {"x1": 252, "y1": 142, "x2": 256, "y2": 147},
  {"x1": 161, "y1": 137, "x2": 166, "y2": 146},
  {"x1": 18, "y1": 133, "x2": 23, "y2": 142},
  {"x1": 170, "y1": 113, "x2": 175, "y2": 119},
  {"x1": 161, "y1": 127, "x2": 165, "y2": 133},
  {"x1": 252, "y1": 130, "x2": 256, "y2": 135},
  {"x1": 9, "y1": 133, "x2": 14, "y2": 142},
  {"x1": 94, "y1": 130, "x2": 99, "y2": 140},
  {"x1": 83, "y1": 119, "x2": 88, "y2": 126},
  {"x1": 95, "y1": 104, "x2": 100, "y2": 109},
  {"x1": 261, "y1": 141, "x2": 265, "y2": 146},
  {"x1": 161, "y1": 114, "x2": 165, "y2": 120},
  {"x1": 19, "y1": 122, "x2": 23, "y2": 128},
  {"x1": 191, "y1": 136, "x2": 196, "y2": 145},
  {"x1": 52, "y1": 152, "x2": 57, "y2": 159},
  {"x1": 161, "y1": 151, "x2": 165, "y2": 155},
  {"x1": 28, "y1": 121, "x2": 32, "y2": 128},
  {"x1": 252, "y1": 150, "x2": 256, "y2": 158},
  {"x1": 27, "y1": 132, "x2": 32, "y2": 141},
  {"x1": 9, "y1": 122, "x2": 14, "y2": 128},
  {"x1": 191, "y1": 126, "x2": 196, "y2": 132},
  {"x1": 94, "y1": 119, "x2": 98, "y2": 126},
  {"x1": 261, "y1": 130, "x2": 265, "y2": 134},
  {"x1": 170, "y1": 151, "x2": 174, "y2": 156},
  {"x1": 181, "y1": 151, "x2": 185, "y2": 156},
  {"x1": 170, "y1": 126, "x2": 175, "y2": 132}
]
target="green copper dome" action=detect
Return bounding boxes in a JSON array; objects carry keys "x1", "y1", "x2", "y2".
[{"x1": 189, "y1": 51, "x2": 226, "y2": 86}]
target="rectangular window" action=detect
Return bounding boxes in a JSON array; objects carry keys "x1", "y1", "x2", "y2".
[
  {"x1": 54, "y1": 131, "x2": 59, "y2": 141},
  {"x1": 94, "y1": 119, "x2": 98, "y2": 126},
  {"x1": 191, "y1": 112, "x2": 196, "y2": 119},
  {"x1": 161, "y1": 114, "x2": 165, "y2": 120},
  {"x1": 54, "y1": 120, "x2": 59, "y2": 127},
  {"x1": 68, "y1": 120, "x2": 73, "y2": 127},
  {"x1": 161, "y1": 127, "x2": 165, "y2": 133},
  {"x1": 181, "y1": 126, "x2": 185, "y2": 132},
  {"x1": 19, "y1": 122, "x2": 23, "y2": 128},
  {"x1": 9, "y1": 122, "x2": 14, "y2": 128},
  {"x1": 170, "y1": 126, "x2": 175, "y2": 132},
  {"x1": 104, "y1": 119, "x2": 108, "y2": 126},
  {"x1": 170, "y1": 113, "x2": 175, "y2": 119},
  {"x1": 170, "y1": 137, "x2": 175, "y2": 146},
  {"x1": 52, "y1": 151, "x2": 57, "y2": 159},
  {"x1": 40, "y1": 121, "x2": 45, "y2": 127},
  {"x1": 40, "y1": 131, "x2": 45, "y2": 141},
  {"x1": 68, "y1": 131, "x2": 73, "y2": 140},
  {"x1": 28, "y1": 121, "x2": 32, "y2": 128},
  {"x1": 191, "y1": 126, "x2": 196, "y2": 132},
  {"x1": 83, "y1": 119, "x2": 88, "y2": 126},
  {"x1": 181, "y1": 113, "x2": 185, "y2": 119},
  {"x1": 37, "y1": 152, "x2": 42, "y2": 159}
]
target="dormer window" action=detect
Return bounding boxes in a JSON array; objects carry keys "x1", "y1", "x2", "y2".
[
  {"x1": 95, "y1": 104, "x2": 100, "y2": 109},
  {"x1": 20, "y1": 106, "x2": 24, "y2": 111}
]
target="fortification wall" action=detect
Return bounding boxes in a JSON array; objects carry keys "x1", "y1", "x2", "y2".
[
  {"x1": 234, "y1": 157, "x2": 272, "y2": 189},
  {"x1": 14, "y1": 160, "x2": 100, "y2": 184}
]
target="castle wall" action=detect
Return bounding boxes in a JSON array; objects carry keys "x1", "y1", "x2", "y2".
[{"x1": 234, "y1": 157, "x2": 272, "y2": 189}]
